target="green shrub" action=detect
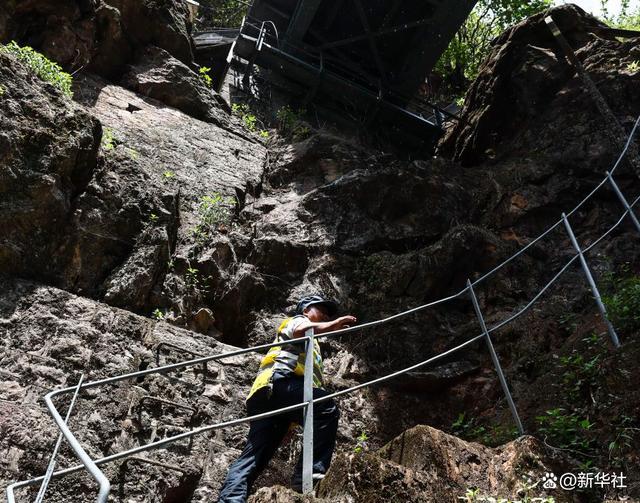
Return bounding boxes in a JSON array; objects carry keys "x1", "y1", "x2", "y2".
[
  {"x1": 101, "y1": 127, "x2": 115, "y2": 151},
  {"x1": 191, "y1": 193, "x2": 237, "y2": 241},
  {"x1": 199, "y1": 193, "x2": 236, "y2": 227},
  {"x1": 1, "y1": 41, "x2": 73, "y2": 97},
  {"x1": 231, "y1": 102, "x2": 269, "y2": 137},
  {"x1": 452, "y1": 413, "x2": 487, "y2": 439},
  {"x1": 451, "y1": 413, "x2": 517, "y2": 447},
  {"x1": 199, "y1": 66, "x2": 213, "y2": 87},
  {"x1": 558, "y1": 349, "x2": 601, "y2": 403},
  {"x1": 536, "y1": 408, "x2": 594, "y2": 451},
  {"x1": 602, "y1": 274, "x2": 640, "y2": 332},
  {"x1": 608, "y1": 415, "x2": 636, "y2": 469},
  {"x1": 276, "y1": 105, "x2": 310, "y2": 140},
  {"x1": 353, "y1": 430, "x2": 369, "y2": 453}
]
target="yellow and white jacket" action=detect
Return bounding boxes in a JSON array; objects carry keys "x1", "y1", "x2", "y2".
[{"x1": 247, "y1": 316, "x2": 324, "y2": 400}]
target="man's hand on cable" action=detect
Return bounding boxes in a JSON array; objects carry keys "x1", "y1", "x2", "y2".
[
  {"x1": 333, "y1": 315, "x2": 357, "y2": 329},
  {"x1": 292, "y1": 303, "x2": 357, "y2": 338}
]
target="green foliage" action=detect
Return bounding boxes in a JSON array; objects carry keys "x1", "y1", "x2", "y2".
[
  {"x1": 149, "y1": 213, "x2": 159, "y2": 224},
  {"x1": 353, "y1": 430, "x2": 369, "y2": 453},
  {"x1": 1, "y1": 41, "x2": 73, "y2": 97},
  {"x1": 191, "y1": 193, "x2": 237, "y2": 241},
  {"x1": 435, "y1": 0, "x2": 552, "y2": 88},
  {"x1": 195, "y1": 0, "x2": 249, "y2": 28},
  {"x1": 100, "y1": 127, "x2": 138, "y2": 159},
  {"x1": 126, "y1": 147, "x2": 139, "y2": 160},
  {"x1": 199, "y1": 66, "x2": 213, "y2": 87},
  {"x1": 276, "y1": 105, "x2": 310, "y2": 140},
  {"x1": 231, "y1": 103, "x2": 269, "y2": 137},
  {"x1": 627, "y1": 61, "x2": 640, "y2": 73},
  {"x1": 558, "y1": 311, "x2": 578, "y2": 333},
  {"x1": 536, "y1": 408, "x2": 595, "y2": 452},
  {"x1": 0, "y1": 84, "x2": 5, "y2": 96},
  {"x1": 459, "y1": 488, "x2": 481, "y2": 502},
  {"x1": 602, "y1": 273, "x2": 640, "y2": 332},
  {"x1": 451, "y1": 413, "x2": 517, "y2": 447},
  {"x1": 199, "y1": 193, "x2": 236, "y2": 227},
  {"x1": 558, "y1": 334, "x2": 603, "y2": 403},
  {"x1": 184, "y1": 266, "x2": 212, "y2": 294},
  {"x1": 243, "y1": 112, "x2": 257, "y2": 131},
  {"x1": 186, "y1": 267, "x2": 200, "y2": 289},
  {"x1": 101, "y1": 127, "x2": 115, "y2": 151},
  {"x1": 232, "y1": 103, "x2": 253, "y2": 128},
  {"x1": 608, "y1": 415, "x2": 636, "y2": 468},
  {"x1": 152, "y1": 308, "x2": 165, "y2": 320},
  {"x1": 452, "y1": 413, "x2": 487, "y2": 439},
  {"x1": 163, "y1": 170, "x2": 176, "y2": 179}
]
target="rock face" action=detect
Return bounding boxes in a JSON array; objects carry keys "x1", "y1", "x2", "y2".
[
  {"x1": 0, "y1": 46, "x2": 265, "y2": 319},
  {"x1": 0, "y1": 276, "x2": 264, "y2": 502},
  {"x1": 122, "y1": 45, "x2": 232, "y2": 127},
  {"x1": 0, "y1": 0, "x2": 193, "y2": 79},
  {"x1": 0, "y1": 50, "x2": 100, "y2": 282},
  {"x1": 68, "y1": 73, "x2": 265, "y2": 313}
]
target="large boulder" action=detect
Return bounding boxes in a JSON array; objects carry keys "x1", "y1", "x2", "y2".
[
  {"x1": 122, "y1": 45, "x2": 231, "y2": 127},
  {"x1": 441, "y1": 4, "x2": 639, "y2": 167},
  {"x1": 1, "y1": 39, "x2": 266, "y2": 328},
  {"x1": 104, "y1": 0, "x2": 193, "y2": 62},
  {"x1": 317, "y1": 425, "x2": 577, "y2": 503},
  {"x1": 242, "y1": 425, "x2": 581, "y2": 503}
]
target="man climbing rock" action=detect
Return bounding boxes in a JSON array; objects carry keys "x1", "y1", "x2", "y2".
[{"x1": 217, "y1": 295, "x2": 357, "y2": 502}]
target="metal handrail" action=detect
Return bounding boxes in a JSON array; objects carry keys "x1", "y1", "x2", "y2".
[
  {"x1": 5, "y1": 332, "x2": 485, "y2": 497},
  {"x1": 6, "y1": 117, "x2": 640, "y2": 501},
  {"x1": 9, "y1": 189, "x2": 640, "y2": 500}
]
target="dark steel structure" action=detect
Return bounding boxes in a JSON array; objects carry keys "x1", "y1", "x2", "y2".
[{"x1": 195, "y1": 0, "x2": 478, "y2": 149}]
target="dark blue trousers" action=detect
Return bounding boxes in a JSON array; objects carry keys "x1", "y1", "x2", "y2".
[{"x1": 217, "y1": 376, "x2": 339, "y2": 502}]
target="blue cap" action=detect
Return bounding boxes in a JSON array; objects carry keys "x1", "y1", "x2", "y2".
[{"x1": 295, "y1": 295, "x2": 338, "y2": 317}]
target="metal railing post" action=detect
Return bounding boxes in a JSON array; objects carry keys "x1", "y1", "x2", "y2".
[
  {"x1": 34, "y1": 375, "x2": 85, "y2": 503},
  {"x1": 561, "y1": 213, "x2": 621, "y2": 348},
  {"x1": 467, "y1": 280, "x2": 525, "y2": 435},
  {"x1": 606, "y1": 171, "x2": 640, "y2": 234},
  {"x1": 44, "y1": 390, "x2": 111, "y2": 502},
  {"x1": 302, "y1": 328, "x2": 315, "y2": 494}
]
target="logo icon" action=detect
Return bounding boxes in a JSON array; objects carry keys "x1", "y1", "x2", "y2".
[{"x1": 541, "y1": 472, "x2": 558, "y2": 489}]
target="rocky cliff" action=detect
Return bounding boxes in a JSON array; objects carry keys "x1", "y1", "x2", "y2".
[{"x1": 1, "y1": 2, "x2": 639, "y2": 502}]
